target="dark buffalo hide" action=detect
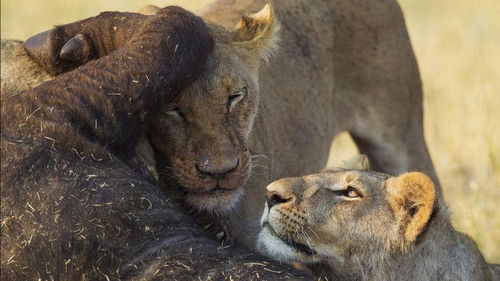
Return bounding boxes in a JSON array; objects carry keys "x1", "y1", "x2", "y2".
[{"x1": 0, "y1": 7, "x2": 310, "y2": 280}]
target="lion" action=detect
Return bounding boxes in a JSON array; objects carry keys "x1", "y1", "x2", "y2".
[
  {"x1": 3, "y1": 0, "x2": 440, "y2": 248},
  {"x1": 257, "y1": 155, "x2": 499, "y2": 281}
]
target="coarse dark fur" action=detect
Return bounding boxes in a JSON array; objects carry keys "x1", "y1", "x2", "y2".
[{"x1": 0, "y1": 7, "x2": 310, "y2": 280}]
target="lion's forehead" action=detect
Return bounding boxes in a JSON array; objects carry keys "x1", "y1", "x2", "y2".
[
  {"x1": 180, "y1": 53, "x2": 256, "y2": 101},
  {"x1": 301, "y1": 171, "x2": 388, "y2": 195},
  {"x1": 301, "y1": 171, "x2": 361, "y2": 186}
]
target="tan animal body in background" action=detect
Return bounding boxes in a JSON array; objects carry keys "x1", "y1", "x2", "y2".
[{"x1": 1, "y1": 40, "x2": 53, "y2": 93}]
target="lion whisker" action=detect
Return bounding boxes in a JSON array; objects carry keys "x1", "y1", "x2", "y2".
[
  {"x1": 306, "y1": 225, "x2": 320, "y2": 239},
  {"x1": 251, "y1": 154, "x2": 271, "y2": 161},
  {"x1": 251, "y1": 158, "x2": 270, "y2": 166},
  {"x1": 300, "y1": 230, "x2": 316, "y2": 260}
]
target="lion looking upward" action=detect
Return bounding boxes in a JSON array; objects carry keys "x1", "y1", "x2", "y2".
[{"x1": 258, "y1": 155, "x2": 499, "y2": 281}]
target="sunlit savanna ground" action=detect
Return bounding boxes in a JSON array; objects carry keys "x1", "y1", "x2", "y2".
[{"x1": 2, "y1": 0, "x2": 499, "y2": 263}]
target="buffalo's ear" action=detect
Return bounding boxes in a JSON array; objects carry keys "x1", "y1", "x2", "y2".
[
  {"x1": 232, "y1": 4, "x2": 280, "y2": 63},
  {"x1": 341, "y1": 154, "x2": 371, "y2": 171},
  {"x1": 386, "y1": 172, "x2": 436, "y2": 244}
]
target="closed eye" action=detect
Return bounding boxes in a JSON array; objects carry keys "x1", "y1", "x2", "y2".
[
  {"x1": 162, "y1": 107, "x2": 185, "y2": 121},
  {"x1": 227, "y1": 88, "x2": 246, "y2": 112}
]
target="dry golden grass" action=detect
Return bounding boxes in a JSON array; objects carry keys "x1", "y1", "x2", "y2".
[
  {"x1": 401, "y1": 0, "x2": 499, "y2": 263},
  {"x1": 2, "y1": 0, "x2": 499, "y2": 263}
]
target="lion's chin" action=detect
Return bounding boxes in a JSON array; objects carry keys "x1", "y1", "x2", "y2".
[
  {"x1": 257, "y1": 224, "x2": 320, "y2": 264},
  {"x1": 184, "y1": 187, "x2": 244, "y2": 213}
]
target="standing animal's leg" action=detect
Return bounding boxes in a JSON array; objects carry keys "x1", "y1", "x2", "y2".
[
  {"x1": 350, "y1": 117, "x2": 440, "y2": 192},
  {"x1": 332, "y1": 0, "x2": 441, "y2": 194}
]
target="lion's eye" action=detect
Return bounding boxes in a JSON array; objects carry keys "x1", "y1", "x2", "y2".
[
  {"x1": 163, "y1": 107, "x2": 185, "y2": 121},
  {"x1": 345, "y1": 186, "x2": 361, "y2": 198},
  {"x1": 329, "y1": 186, "x2": 361, "y2": 199},
  {"x1": 227, "y1": 88, "x2": 246, "y2": 112}
]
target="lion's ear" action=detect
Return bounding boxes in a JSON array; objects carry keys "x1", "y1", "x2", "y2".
[
  {"x1": 387, "y1": 172, "x2": 436, "y2": 244},
  {"x1": 232, "y1": 4, "x2": 280, "y2": 63},
  {"x1": 341, "y1": 154, "x2": 371, "y2": 171}
]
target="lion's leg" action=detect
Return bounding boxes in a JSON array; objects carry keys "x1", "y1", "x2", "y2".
[
  {"x1": 330, "y1": 0, "x2": 441, "y2": 197},
  {"x1": 349, "y1": 121, "x2": 441, "y2": 196}
]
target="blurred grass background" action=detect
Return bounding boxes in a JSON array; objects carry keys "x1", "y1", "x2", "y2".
[
  {"x1": 2, "y1": 0, "x2": 499, "y2": 263},
  {"x1": 399, "y1": 0, "x2": 500, "y2": 264}
]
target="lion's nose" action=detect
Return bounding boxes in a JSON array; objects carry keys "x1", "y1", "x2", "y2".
[
  {"x1": 196, "y1": 157, "x2": 239, "y2": 180},
  {"x1": 266, "y1": 191, "x2": 291, "y2": 209},
  {"x1": 266, "y1": 180, "x2": 294, "y2": 208}
]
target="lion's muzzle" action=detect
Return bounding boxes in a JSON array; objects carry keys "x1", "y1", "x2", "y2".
[{"x1": 172, "y1": 149, "x2": 251, "y2": 212}]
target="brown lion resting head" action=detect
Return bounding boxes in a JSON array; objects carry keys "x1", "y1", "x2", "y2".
[
  {"x1": 149, "y1": 4, "x2": 280, "y2": 213},
  {"x1": 19, "y1": 4, "x2": 280, "y2": 214},
  {"x1": 257, "y1": 155, "x2": 494, "y2": 280}
]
